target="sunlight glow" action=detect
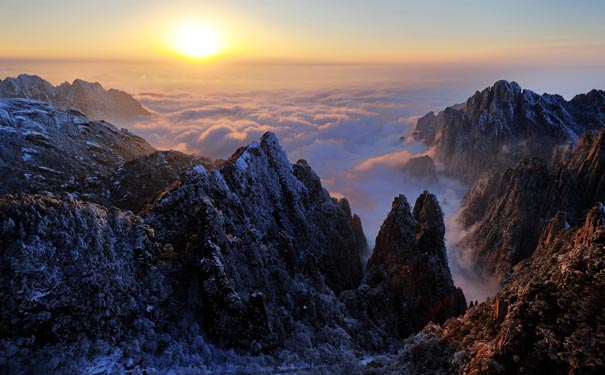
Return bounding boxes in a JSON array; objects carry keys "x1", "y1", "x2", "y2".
[{"x1": 171, "y1": 22, "x2": 222, "y2": 59}]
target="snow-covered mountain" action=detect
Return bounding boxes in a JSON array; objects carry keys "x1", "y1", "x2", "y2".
[
  {"x1": 0, "y1": 74, "x2": 150, "y2": 120},
  {"x1": 414, "y1": 80, "x2": 605, "y2": 181},
  {"x1": 3, "y1": 82, "x2": 605, "y2": 374}
]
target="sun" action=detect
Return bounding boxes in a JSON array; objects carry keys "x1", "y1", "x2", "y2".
[{"x1": 172, "y1": 23, "x2": 222, "y2": 59}]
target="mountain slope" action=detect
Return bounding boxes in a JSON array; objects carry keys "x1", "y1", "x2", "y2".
[
  {"x1": 0, "y1": 98, "x2": 209, "y2": 212},
  {"x1": 0, "y1": 118, "x2": 467, "y2": 373},
  {"x1": 383, "y1": 204, "x2": 605, "y2": 375}
]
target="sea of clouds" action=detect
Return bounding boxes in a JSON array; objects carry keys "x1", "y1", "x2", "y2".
[{"x1": 126, "y1": 85, "x2": 497, "y2": 301}]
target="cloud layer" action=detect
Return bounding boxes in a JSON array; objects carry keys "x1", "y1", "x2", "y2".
[{"x1": 127, "y1": 86, "x2": 489, "y2": 302}]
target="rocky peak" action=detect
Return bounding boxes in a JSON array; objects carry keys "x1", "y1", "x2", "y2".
[
  {"x1": 0, "y1": 74, "x2": 56, "y2": 103},
  {"x1": 399, "y1": 202, "x2": 605, "y2": 374},
  {"x1": 349, "y1": 192, "x2": 466, "y2": 339},
  {"x1": 465, "y1": 80, "x2": 522, "y2": 118},
  {"x1": 144, "y1": 132, "x2": 367, "y2": 350},
  {"x1": 413, "y1": 191, "x2": 445, "y2": 254},
  {"x1": 0, "y1": 74, "x2": 150, "y2": 120},
  {"x1": 535, "y1": 211, "x2": 570, "y2": 256},
  {"x1": 370, "y1": 194, "x2": 417, "y2": 264},
  {"x1": 574, "y1": 203, "x2": 605, "y2": 247},
  {"x1": 412, "y1": 81, "x2": 603, "y2": 181}
]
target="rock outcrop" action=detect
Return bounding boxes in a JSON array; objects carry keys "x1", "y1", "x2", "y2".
[
  {"x1": 403, "y1": 155, "x2": 438, "y2": 182},
  {"x1": 344, "y1": 192, "x2": 466, "y2": 340},
  {"x1": 0, "y1": 74, "x2": 150, "y2": 120},
  {"x1": 384, "y1": 203, "x2": 605, "y2": 375},
  {"x1": 413, "y1": 80, "x2": 605, "y2": 181}
]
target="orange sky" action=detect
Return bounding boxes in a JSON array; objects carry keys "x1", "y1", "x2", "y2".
[{"x1": 1, "y1": 1, "x2": 605, "y2": 65}]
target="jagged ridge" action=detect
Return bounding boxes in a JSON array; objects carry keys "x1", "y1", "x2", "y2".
[{"x1": 0, "y1": 74, "x2": 150, "y2": 120}]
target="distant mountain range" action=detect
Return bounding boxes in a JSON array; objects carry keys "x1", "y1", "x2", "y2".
[{"x1": 0, "y1": 74, "x2": 150, "y2": 120}]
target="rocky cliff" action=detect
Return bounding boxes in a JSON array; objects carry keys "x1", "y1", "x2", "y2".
[
  {"x1": 374, "y1": 203, "x2": 605, "y2": 375},
  {"x1": 0, "y1": 74, "x2": 150, "y2": 120},
  {"x1": 413, "y1": 80, "x2": 605, "y2": 181},
  {"x1": 458, "y1": 128, "x2": 605, "y2": 280},
  {"x1": 142, "y1": 132, "x2": 369, "y2": 351},
  {"x1": 0, "y1": 104, "x2": 467, "y2": 373},
  {"x1": 403, "y1": 155, "x2": 438, "y2": 182}
]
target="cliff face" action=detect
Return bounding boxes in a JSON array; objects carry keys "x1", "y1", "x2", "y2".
[
  {"x1": 0, "y1": 74, "x2": 150, "y2": 120},
  {"x1": 413, "y1": 80, "x2": 605, "y2": 181},
  {"x1": 344, "y1": 192, "x2": 466, "y2": 341},
  {"x1": 458, "y1": 129, "x2": 605, "y2": 280},
  {"x1": 390, "y1": 204, "x2": 605, "y2": 375}
]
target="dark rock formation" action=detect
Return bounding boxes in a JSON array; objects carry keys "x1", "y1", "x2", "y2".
[
  {"x1": 564, "y1": 129, "x2": 605, "y2": 207},
  {"x1": 458, "y1": 158, "x2": 567, "y2": 278},
  {"x1": 403, "y1": 155, "x2": 438, "y2": 182},
  {"x1": 344, "y1": 192, "x2": 466, "y2": 340},
  {"x1": 413, "y1": 80, "x2": 605, "y2": 181},
  {"x1": 0, "y1": 74, "x2": 150, "y2": 120},
  {"x1": 143, "y1": 132, "x2": 367, "y2": 351},
  {"x1": 100, "y1": 150, "x2": 213, "y2": 212}
]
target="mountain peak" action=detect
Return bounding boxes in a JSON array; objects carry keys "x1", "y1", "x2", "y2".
[{"x1": 0, "y1": 74, "x2": 149, "y2": 120}]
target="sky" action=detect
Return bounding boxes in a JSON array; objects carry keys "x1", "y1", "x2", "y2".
[{"x1": 1, "y1": 0, "x2": 605, "y2": 64}]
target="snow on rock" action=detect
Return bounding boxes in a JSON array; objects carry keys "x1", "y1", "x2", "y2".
[
  {"x1": 413, "y1": 80, "x2": 605, "y2": 181},
  {"x1": 144, "y1": 131, "x2": 369, "y2": 351},
  {"x1": 0, "y1": 193, "x2": 169, "y2": 347},
  {"x1": 0, "y1": 98, "x2": 208, "y2": 213}
]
